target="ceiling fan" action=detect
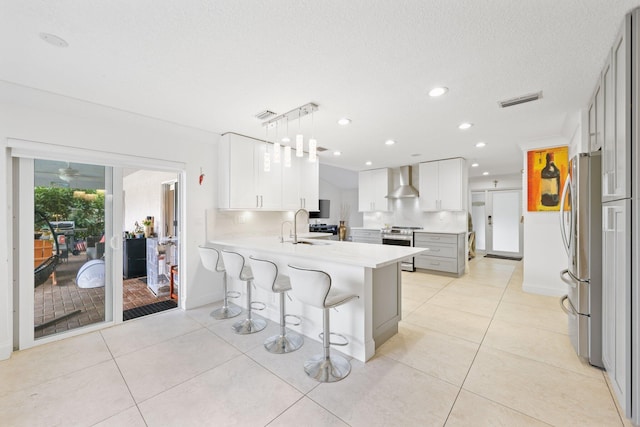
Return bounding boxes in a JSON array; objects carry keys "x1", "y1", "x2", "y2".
[{"x1": 58, "y1": 164, "x2": 81, "y2": 182}]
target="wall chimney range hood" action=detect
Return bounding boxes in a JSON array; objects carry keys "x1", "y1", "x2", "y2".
[{"x1": 386, "y1": 166, "x2": 419, "y2": 198}]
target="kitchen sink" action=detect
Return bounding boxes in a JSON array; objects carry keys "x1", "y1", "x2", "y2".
[{"x1": 285, "y1": 239, "x2": 332, "y2": 246}]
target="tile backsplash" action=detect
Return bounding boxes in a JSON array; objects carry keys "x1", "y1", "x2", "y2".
[{"x1": 362, "y1": 198, "x2": 467, "y2": 232}]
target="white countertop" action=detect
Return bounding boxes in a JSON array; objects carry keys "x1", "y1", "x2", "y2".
[{"x1": 208, "y1": 236, "x2": 426, "y2": 269}]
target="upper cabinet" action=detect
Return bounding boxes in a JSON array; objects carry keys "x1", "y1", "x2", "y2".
[
  {"x1": 601, "y1": 18, "x2": 632, "y2": 202},
  {"x1": 218, "y1": 133, "x2": 318, "y2": 210},
  {"x1": 281, "y1": 155, "x2": 319, "y2": 211},
  {"x1": 358, "y1": 168, "x2": 391, "y2": 212},
  {"x1": 418, "y1": 158, "x2": 466, "y2": 211}
]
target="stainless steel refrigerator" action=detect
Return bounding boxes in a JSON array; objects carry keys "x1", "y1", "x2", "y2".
[{"x1": 559, "y1": 151, "x2": 602, "y2": 368}]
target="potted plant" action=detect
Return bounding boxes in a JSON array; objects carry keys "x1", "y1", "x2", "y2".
[{"x1": 142, "y1": 218, "x2": 153, "y2": 238}]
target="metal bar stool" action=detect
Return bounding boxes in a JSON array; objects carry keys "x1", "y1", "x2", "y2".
[
  {"x1": 221, "y1": 250, "x2": 266, "y2": 334},
  {"x1": 249, "y1": 256, "x2": 303, "y2": 354},
  {"x1": 287, "y1": 264, "x2": 359, "y2": 383},
  {"x1": 197, "y1": 246, "x2": 241, "y2": 319}
]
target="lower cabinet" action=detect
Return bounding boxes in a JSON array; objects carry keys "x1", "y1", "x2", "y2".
[
  {"x1": 123, "y1": 238, "x2": 146, "y2": 279},
  {"x1": 351, "y1": 228, "x2": 382, "y2": 244},
  {"x1": 414, "y1": 232, "x2": 465, "y2": 276},
  {"x1": 602, "y1": 200, "x2": 631, "y2": 416}
]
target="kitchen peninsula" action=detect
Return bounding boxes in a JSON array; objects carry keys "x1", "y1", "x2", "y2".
[{"x1": 207, "y1": 237, "x2": 425, "y2": 362}]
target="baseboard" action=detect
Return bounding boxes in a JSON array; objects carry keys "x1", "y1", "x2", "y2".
[
  {"x1": 0, "y1": 341, "x2": 12, "y2": 361},
  {"x1": 183, "y1": 291, "x2": 222, "y2": 310},
  {"x1": 522, "y1": 281, "x2": 567, "y2": 297}
]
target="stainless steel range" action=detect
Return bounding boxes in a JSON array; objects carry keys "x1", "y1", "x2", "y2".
[{"x1": 381, "y1": 226, "x2": 423, "y2": 271}]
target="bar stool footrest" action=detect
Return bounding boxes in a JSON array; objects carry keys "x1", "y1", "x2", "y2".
[
  {"x1": 318, "y1": 332, "x2": 349, "y2": 346},
  {"x1": 250, "y1": 301, "x2": 266, "y2": 311},
  {"x1": 284, "y1": 314, "x2": 302, "y2": 326},
  {"x1": 226, "y1": 290, "x2": 241, "y2": 299}
]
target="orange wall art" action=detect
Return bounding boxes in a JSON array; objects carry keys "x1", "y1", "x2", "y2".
[{"x1": 527, "y1": 146, "x2": 569, "y2": 212}]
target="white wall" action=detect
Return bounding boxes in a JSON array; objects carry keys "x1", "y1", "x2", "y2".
[
  {"x1": 469, "y1": 173, "x2": 523, "y2": 191},
  {"x1": 123, "y1": 170, "x2": 177, "y2": 235},
  {"x1": 0, "y1": 82, "x2": 219, "y2": 359},
  {"x1": 520, "y1": 136, "x2": 571, "y2": 296}
]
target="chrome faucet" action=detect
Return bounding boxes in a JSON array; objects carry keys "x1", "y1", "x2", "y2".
[
  {"x1": 280, "y1": 221, "x2": 292, "y2": 243},
  {"x1": 293, "y1": 209, "x2": 309, "y2": 244}
]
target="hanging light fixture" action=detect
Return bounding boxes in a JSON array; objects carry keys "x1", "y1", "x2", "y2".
[
  {"x1": 284, "y1": 145, "x2": 292, "y2": 167},
  {"x1": 296, "y1": 108, "x2": 304, "y2": 157},
  {"x1": 308, "y1": 109, "x2": 317, "y2": 162},
  {"x1": 273, "y1": 122, "x2": 281, "y2": 163},
  {"x1": 264, "y1": 125, "x2": 271, "y2": 172},
  {"x1": 283, "y1": 117, "x2": 292, "y2": 168},
  {"x1": 261, "y1": 102, "x2": 318, "y2": 162}
]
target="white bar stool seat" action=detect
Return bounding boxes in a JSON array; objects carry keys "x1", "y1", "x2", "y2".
[
  {"x1": 197, "y1": 246, "x2": 241, "y2": 319},
  {"x1": 221, "y1": 250, "x2": 267, "y2": 334},
  {"x1": 249, "y1": 256, "x2": 303, "y2": 354},
  {"x1": 287, "y1": 264, "x2": 359, "y2": 383}
]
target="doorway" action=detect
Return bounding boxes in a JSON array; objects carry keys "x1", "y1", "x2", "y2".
[
  {"x1": 471, "y1": 190, "x2": 523, "y2": 259},
  {"x1": 121, "y1": 171, "x2": 180, "y2": 321}
]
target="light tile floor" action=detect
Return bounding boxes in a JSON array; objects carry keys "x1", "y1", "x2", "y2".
[{"x1": 0, "y1": 257, "x2": 629, "y2": 426}]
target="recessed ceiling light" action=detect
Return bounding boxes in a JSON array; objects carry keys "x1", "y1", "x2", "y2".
[
  {"x1": 475, "y1": 142, "x2": 486, "y2": 148},
  {"x1": 482, "y1": 171, "x2": 489, "y2": 176},
  {"x1": 365, "y1": 161, "x2": 372, "y2": 166},
  {"x1": 459, "y1": 122, "x2": 473, "y2": 130},
  {"x1": 429, "y1": 87, "x2": 448, "y2": 97},
  {"x1": 385, "y1": 139, "x2": 396, "y2": 146},
  {"x1": 471, "y1": 163, "x2": 479, "y2": 167},
  {"x1": 337, "y1": 118, "x2": 351, "y2": 126},
  {"x1": 333, "y1": 151, "x2": 341, "y2": 156},
  {"x1": 39, "y1": 32, "x2": 68, "y2": 48},
  {"x1": 281, "y1": 137, "x2": 290, "y2": 143}
]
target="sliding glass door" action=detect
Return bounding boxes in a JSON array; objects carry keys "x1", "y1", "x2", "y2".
[{"x1": 14, "y1": 155, "x2": 122, "y2": 348}]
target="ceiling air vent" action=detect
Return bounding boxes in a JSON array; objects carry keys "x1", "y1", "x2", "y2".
[
  {"x1": 498, "y1": 91, "x2": 542, "y2": 108},
  {"x1": 255, "y1": 110, "x2": 277, "y2": 120}
]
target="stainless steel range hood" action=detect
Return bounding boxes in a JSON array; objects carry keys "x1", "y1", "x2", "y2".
[{"x1": 386, "y1": 165, "x2": 419, "y2": 198}]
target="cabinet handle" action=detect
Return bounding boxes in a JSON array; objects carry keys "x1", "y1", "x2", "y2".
[
  {"x1": 256, "y1": 195, "x2": 259, "y2": 208},
  {"x1": 261, "y1": 195, "x2": 264, "y2": 207}
]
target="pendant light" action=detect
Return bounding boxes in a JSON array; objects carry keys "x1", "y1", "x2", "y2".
[
  {"x1": 263, "y1": 125, "x2": 270, "y2": 172},
  {"x1": 284, "y1": 117, "x2": 292, "y2": 167},
  {"x1": 273, "y1": 122, "x2": 281, "y2": 163},
  {"x1": 308, "y1": 109, "x2": 317, "y2": 162},
  {"x1": 284, "y1": 145, "x2": 292, "y2": 168},
  {"x1": 296, "y1": 108, "x2": 304, "y2": 157}
]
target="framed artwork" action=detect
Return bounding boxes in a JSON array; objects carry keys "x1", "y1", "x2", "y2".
[{"x1": 527, "y1": 146, "x2": 569, "y2": 212}]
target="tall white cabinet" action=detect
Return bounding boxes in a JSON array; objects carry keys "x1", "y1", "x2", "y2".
[
  {"x1": 358, "y1": 168, "x2": 391, "y2": 212},
  {"x1": 595, "y1": 11, "x2": 635, "y2": 421},
  {"x1": 418, "y1": 158, "x2": 466, "y2": 211}
]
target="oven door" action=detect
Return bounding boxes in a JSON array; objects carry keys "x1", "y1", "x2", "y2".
[{"x1": 382, "y1": 237, "x2": 414, "y2": 271}]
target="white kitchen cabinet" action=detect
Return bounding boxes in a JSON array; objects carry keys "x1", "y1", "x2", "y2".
[
  {"x1": 602, "y1": 19, "x2": 631, "y2": 202},
  {"x1": 358, "y1": 168, "x2": 391, "y2": 212},
  {"x1": 281, "y1": 155, "x2": 319, "y2": 211},
  {"x1": 218, "y1": 133, "x2": 281, "y2": 209},
  {"x1": 418, "y1": 158, "x2": 466, "y2": 211},
  {"x1": 602, "y1": 200, "x2": 631, "y2": 415},
  {"x1": 413, "y1": 232, "x2": 465, "y2": 276},
  {"x1": 299, "y1": 157, "x2": 319, "y2": 211},
  {"x1": 254, "y1": 142, "x2": 282, "y2": 209}
]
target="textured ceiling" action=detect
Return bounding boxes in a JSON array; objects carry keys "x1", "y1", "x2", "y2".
[{"x1": 2, "y1": 0, "x2": 639, "y2": 177}]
